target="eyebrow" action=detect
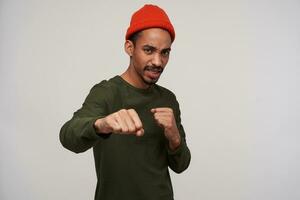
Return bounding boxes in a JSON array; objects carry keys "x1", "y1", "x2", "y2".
[{"x1": 143, "y1": 45, "x2": 171, "y2": 52}]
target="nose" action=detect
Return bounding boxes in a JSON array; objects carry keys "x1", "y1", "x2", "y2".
[{"x1": 151, "y1": 53, "x2": 163, "y2": 67}]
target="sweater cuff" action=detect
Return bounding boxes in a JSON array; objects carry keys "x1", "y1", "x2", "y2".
[
  {"x1": 87, "y1": 117, "x2": 111, "y2": 140},
  {"x1": 167, "y1": 139, "x2": 184, "y2": 155}
]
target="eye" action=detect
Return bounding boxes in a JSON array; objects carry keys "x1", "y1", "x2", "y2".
[
  {"x1": 161, "y1": 50, "x2": 170, "y2": 57},
  {"x1": 143, "y1": 48, "x2": 153, "y2": 54}
]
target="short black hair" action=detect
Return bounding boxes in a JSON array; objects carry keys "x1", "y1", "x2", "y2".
[{"x1": 128, "y1": 31, "x2": 142, "y2": 45}]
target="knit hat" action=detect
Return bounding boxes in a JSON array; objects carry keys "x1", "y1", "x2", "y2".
[{"x1": 125, "y1": 4, "x2": 175, "y2": 42}]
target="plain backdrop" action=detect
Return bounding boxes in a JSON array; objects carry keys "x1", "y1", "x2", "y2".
[{"x1": 1, "y1": 0, "x2": 300, "y2": 200}]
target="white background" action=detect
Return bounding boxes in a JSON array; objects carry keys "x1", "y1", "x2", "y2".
[{"x1": 1, "y1": 0, "x2": 299, "y2": 199}]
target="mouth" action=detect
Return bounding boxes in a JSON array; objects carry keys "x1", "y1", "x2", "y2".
[{"x1": 144, "y1": 66, "x2": 163, "y2": 80}]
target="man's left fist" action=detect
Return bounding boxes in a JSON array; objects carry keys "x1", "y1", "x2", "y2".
[{"x1": 151, "y1": 108, "x2": 181, "y2": 150}]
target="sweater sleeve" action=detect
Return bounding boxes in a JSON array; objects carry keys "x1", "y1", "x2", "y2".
[
  {"x1": 167, "y1": 98, "x2": 191, "y2": 173},
  {"x1": 59, "y1": 82, "x2": 111, "y2": 153}
]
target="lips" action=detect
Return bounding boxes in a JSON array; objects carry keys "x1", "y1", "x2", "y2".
[
  {"x1": 146, "y1": 69, "x2": 161, "y2": 79},
  {"x1": 144, "y1": 66, "x2": 163, "y2": 80}
]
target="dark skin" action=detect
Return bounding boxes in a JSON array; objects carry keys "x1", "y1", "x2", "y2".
[
  {"x1": 122, "y1": 28, "x2": 172, "y2": 89},
  {"x1": 94, "y1": 28, "x2": 181, "y2": 151}
]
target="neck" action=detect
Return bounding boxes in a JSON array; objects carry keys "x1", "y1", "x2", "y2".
[{"x1": 121, "y1": 66, "x2": 150, "y2": 89}]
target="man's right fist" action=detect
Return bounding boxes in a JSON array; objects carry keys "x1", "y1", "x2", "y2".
[{"x1": 93, "y1": 109, "x2": 144, "y2": 136}]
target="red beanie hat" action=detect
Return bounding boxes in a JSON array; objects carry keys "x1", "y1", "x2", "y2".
[{"x1": 125, "y1": 4, "x2": 175, "y2": 42}]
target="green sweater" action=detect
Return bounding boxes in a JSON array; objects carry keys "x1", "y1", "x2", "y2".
[{"x1": 59, "y1": 75, "x2": 191, "y2": 200}]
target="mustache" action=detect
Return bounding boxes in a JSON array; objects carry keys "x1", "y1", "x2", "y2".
[{"x1": 144, "y1": 66, "x2": 164, "y2": 73}]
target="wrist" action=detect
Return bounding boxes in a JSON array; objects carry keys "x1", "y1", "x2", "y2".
[
  {"x1": 93, "y1": 118, "x2": 110, "y2": 134},
  {"x1": 168, "y1": 134, "x2": 181, "y2": 151}
]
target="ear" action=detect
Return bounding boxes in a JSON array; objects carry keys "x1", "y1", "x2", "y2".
[{"x1": 124, "y1": 40, "x2": 134, "y2": 57}]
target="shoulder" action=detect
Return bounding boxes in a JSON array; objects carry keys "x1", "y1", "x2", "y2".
[
  {"x1": 85, "y1": 76, "x2": 120, "y2": 103},
  {"x1": 89, "y1": 76, "x2": 119, "y2": 92},
  {"x1": 154, "y1": 84, "x2": 177, "y2": 100}
]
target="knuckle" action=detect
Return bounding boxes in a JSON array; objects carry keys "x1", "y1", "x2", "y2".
[
  {"x1": 112, "y1": 112, "x2": 119, "y2": 118},
  {"x1": 106, "y1": 116, "x2": 114, "y2": 123},
  {"x1": 119, "y1": 109, "x2": 127, "y2": 114}
]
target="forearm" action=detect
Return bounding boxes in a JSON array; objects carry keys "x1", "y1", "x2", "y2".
[
  {"x1": 167, "y1": 129, "x2": 181, "y2": 151},
  {"x1": 59, "y1": 116, "x2": 105, "y2": 153}
]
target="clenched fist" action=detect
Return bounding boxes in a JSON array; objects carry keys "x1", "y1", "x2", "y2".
[
  {"x1": 94, "y1": 109, "x2": 144, "y2": 136},
  {"x1": 151, "y1": 108, "x2": 181, "y2": 150}
]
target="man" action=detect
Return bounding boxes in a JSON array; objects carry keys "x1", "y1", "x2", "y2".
[{"x1": 60, "y1": 4, "x2": 191, "y2": 200}]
